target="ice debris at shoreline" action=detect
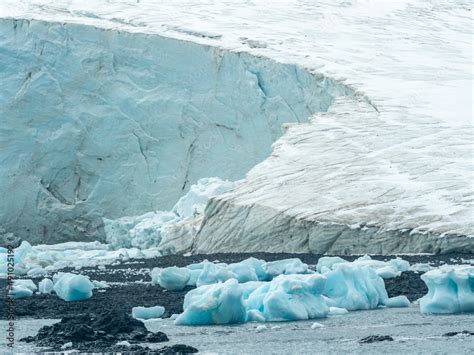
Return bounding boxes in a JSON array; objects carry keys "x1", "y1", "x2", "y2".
[
  {"x1": 9, "y1": 279, "x2": 37, "y2": 299},
  {"x1": 316, "y1": 255, "x2": 410, "y2": 279},
  {"x1": 104, "y1": 177, "x2": 239, "y2": 251},
  {"x1": 53, "y1": 273, "x2": 94, "y2": 301},
  {"x1": 175, "y1": 264, "x2": 409, "y2": 325},
  {"x1": 132, "y1": 306, "x2": 165, "y2": 320},
  {"x1": 0, "y1": 178, "x2": 239, "y2": 277},
  {"x1": 151, "y1": 257, "x2": 308, "y2": 291},
  {"x1": 420, "y1": 266, "x2": 474, "y2": 314},
  {"x1": 0, "y1": 240, "x2": 149, "y2": 277}
]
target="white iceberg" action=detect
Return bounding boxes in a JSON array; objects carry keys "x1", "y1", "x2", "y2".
[{"x1": 132, "y1": 306, "x2": 165, "y2": 320}]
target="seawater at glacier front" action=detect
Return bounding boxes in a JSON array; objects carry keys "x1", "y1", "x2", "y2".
[{"x1": 0, "y1": 18, "x2": 353, "y2": 244}]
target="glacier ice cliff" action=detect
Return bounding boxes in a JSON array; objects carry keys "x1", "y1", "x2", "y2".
[{"x1": 0, "y1": 18, "x2": 350, "y2": 244}]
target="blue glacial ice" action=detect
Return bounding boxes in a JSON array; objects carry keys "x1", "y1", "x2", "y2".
[
  {"x1": 173, "y1": 260, "x2": 410, "y2": 325},
  {"x1": 153, "y1": 257, "x2": 308, "y2": 291},
  {"x1": 9, "y1": 279, "x2": 37, "y2": 299},
  {"x1": 196, "y1": 263, "x2": 238, "y2": 287},
  {"x1": 175, "y1": 279, "x2": 247, "y2": 325},
  {"x1": 246, "y1": 274, "x2": 329, "y2": 322},
  {"x1": 132, "y1": 306, "x2": 165, "y2": 320},
  {"x1": 317, "y1": 255, "x2": 410, "y2": 279},
  {"x1": 53, "y1": 272, "x2": 94, "y2": 301},
  {"x1": 151, "y1": 266, "x2": 191, "y2": 291},
  {"x1": 104, "y1": 177, "x2": 239, "y2": 251},
  {"x1": 38, "y1": 278, "x2": 54, "y2": 294},
  {"x1": 323, "y1": 265, "x2": 389, "y2": 310},
  {"x1": 420, "y1": 266, "x2": 474, "y2": 314}
]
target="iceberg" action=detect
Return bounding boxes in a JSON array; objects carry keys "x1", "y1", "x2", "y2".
[
  {"x1": 246, "y1": 274, "x2": 329, "y2": 322},
  {"x1": 323, "y1": 265, "x2": 389, "y2": 310},
  {"x1": 9, "y1": 285, "x2": 33, "y2": 299},
  {"x1": 38, "y1": 278, "x2": 54, "y2": 294},
  {"x1": 419, "y1": 266, "x2": 474, "y2": 314},
  {"x1": 151, "y1": 266, "x2": 191, "y2": 291},
  {"x1": 317, "y1": 255, "x2": 410, "y2": 279},
  {"x1": 175, "y1": 279, "x2": 247, "y2": 325},
  {"x1": 263, "y1": 258, "x2": 309, "y2": 277},
  {"x1": 53, "y1": 273, "x2": 94, "y2": 301},
  {"x1": 132, "y1": 306, "x2": 165, "y2": 320}
]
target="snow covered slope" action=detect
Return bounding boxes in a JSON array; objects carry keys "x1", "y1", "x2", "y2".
[{"x1": 0, "y1": 1, "x2": 472, "y2": 253}]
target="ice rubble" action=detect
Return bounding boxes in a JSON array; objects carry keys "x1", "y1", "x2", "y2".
[
  {"x1": 420, "y1": 266, "x2": 474, "y2": 314},
  {"x1": 151, "y1": 257, "x2": 309, "y2": 291},
  {"x1": 175, "y1": 263, "x2": 409, "y2": 326},
  {"x1": 132, "y1": 306, "x2": 165, "y2": 320},
  {"x1": 104, "y1": 177, "x2": 239, "y2": 251},
  {"x1": 152, "y1": 256, "x2": 409, "y2": 294},
  {"x1": 0, "y1": 179, "x2": 239, "y2": 277},
  {"x1": 316, "y1": 255, "x2": 410, "y2": 279}
]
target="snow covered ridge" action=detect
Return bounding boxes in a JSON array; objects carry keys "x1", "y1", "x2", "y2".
[{"x1": 0, "y1": 17, "x2": 353, "y2": 245}]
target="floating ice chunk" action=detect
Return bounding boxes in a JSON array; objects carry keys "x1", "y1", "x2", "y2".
[
  {"x1": 132, "y1": 306, "x2": 165, "y2": 320},
  {"x1": 61, "y1": 342, "x2": 73, "y2": 350},
  {"x1": 53, "y1": 273, "x2": 94, "y2": 301},
  {"x1": 187, "y1": 260, "x2": 210, "y2": 270},
  {"x1": 38, "y1": 278, "x2": 54, "y2": 294},
  {"x1": 420, "y1": 266, "x2": 474, "y2": 314},
  {"x1": 323, "y1": 265, "x2": 388, "y2": 310},
  {"x1": 410, "y1": 263, "x2": 433, "y2": 273},
  {"x1": 263, "y1": 258, "x2": 308, "y2": 277},
  {"x1": 375, "y1": 266, "x2": 400, "y2": 279},
  {"x1": 316, "y1": 257, "x2": 348, "y2": 273},
  {"x1": 385, "y1": 295, "x2": 410, "y2": 308},
  {"x1": 240, "y1": 257, "x2": 270, "y2": 281},
  {"x1": 311, "y1": 322, "x2": 324, "y2": 329},
  {"x1": 196, "y1": 263, "x2": 237, "y2": 287},
  {"x1": 9, "y1": 285, "x2": 33, "y2": 299},
  {"x1": 175, "y1": 279, "x2": 246, "y2": 325},
  {"x1": 169, "y1": 313, "x2": 180, "y2": 320},
  {"x1": 27, "y1": 266, "x2": 47, "y2": 278},
  {"x1": 227, "y1": 261, "x2": 259, "y2": 283},
  {"x1": 328, "y1": 307, "x2": 349, "y2": 315},
  {"x1": 255, "y1": 325, "x2": 267, "y2": 332},
  {"x1": 92, "y1": 280, "x2": 109, "y2": 289},
  {"x1": 247, "y1": 274, "x2": 329, "y2": 322},
  {"x1": 387, "y1": 258, "x2": 410, "y2": 273},
  {"x1": 116, "y1": 341, "x2": 131, "y2": 347},
  {"x1": 14, "y1": 279, "x2": 37, "y2": 292},
  {"x1": 187, "y1": 269, "x2": 202, "y2": 287},
  {"x1": 152, "y1": 267, "x2": 191, "y2": 291}
]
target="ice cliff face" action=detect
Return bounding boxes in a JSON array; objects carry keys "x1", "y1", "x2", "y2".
[
  {"x1": 0, "y1": 18, "x2": 350, "y2": 244},
  {"x1": 1, "y1": 0, "x2": 472, "y2": 254}
]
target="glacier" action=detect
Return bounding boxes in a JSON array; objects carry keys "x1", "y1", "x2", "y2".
[
  {"x1": 0, "y1": 16, "x2": 348, "y2": 245},
  {"x1": 0, "y1": 0, "x2": 472, "y2": 254}
]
